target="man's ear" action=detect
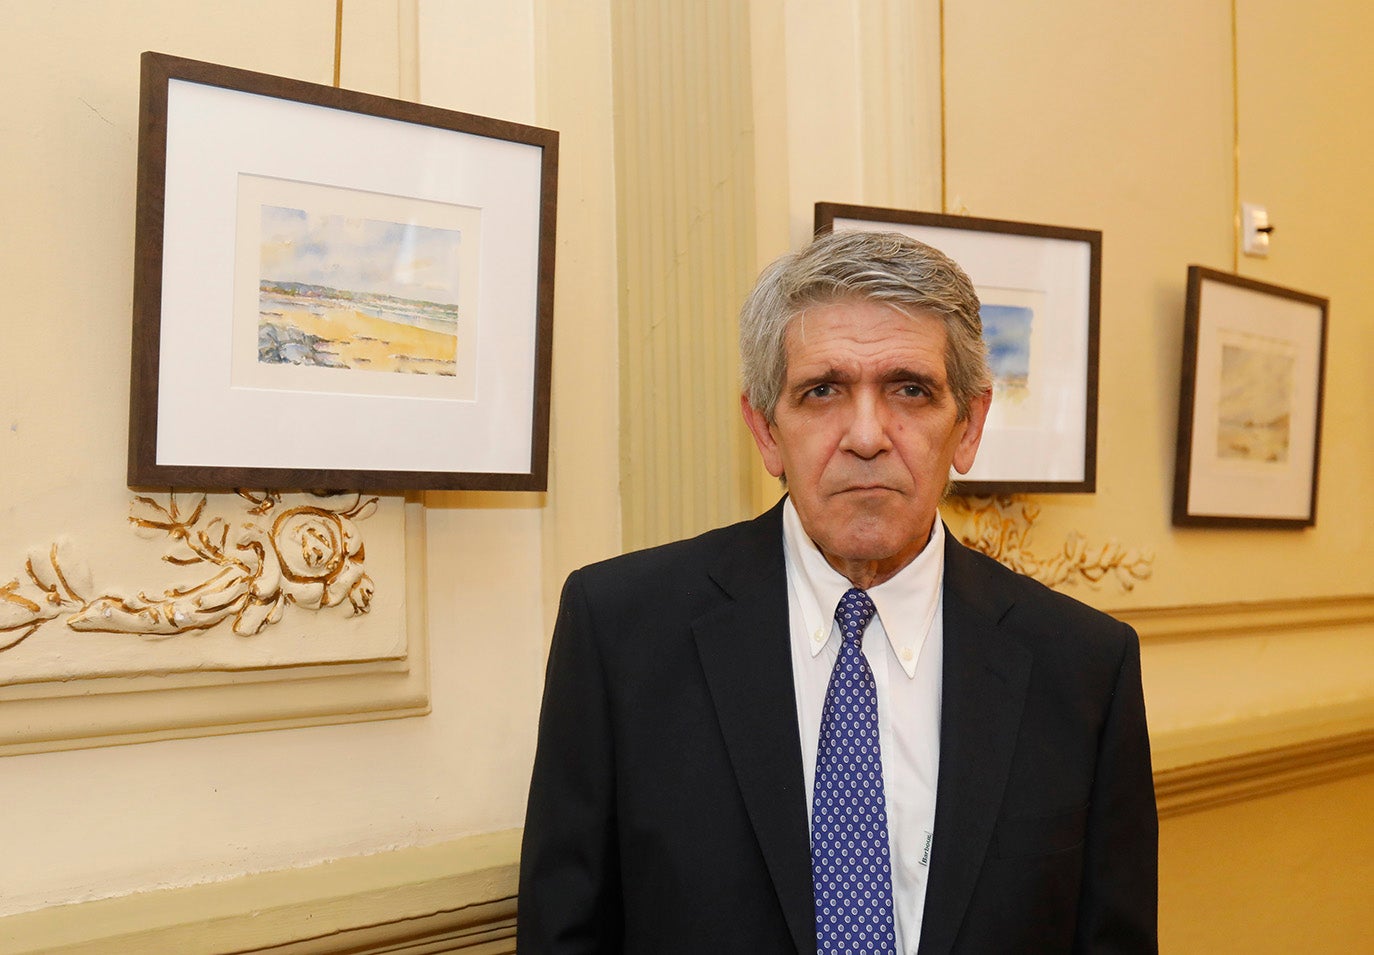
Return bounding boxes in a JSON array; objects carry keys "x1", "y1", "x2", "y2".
[
  {"x1": 741, "y1": 393, "x2": 785, "y2": 478},
  {"x1": 951, "y1": 388, "x2": 993, "y2": 475}
]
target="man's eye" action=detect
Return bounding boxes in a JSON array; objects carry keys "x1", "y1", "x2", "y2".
[
  {"x1": 806, "y1": 384, "x2": 835, "y2": 399},
  {"x1": 899, "y1": 384, "x2": 928, "y2": 398}
]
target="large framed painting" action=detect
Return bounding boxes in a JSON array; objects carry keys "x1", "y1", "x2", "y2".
[
  {"x1": 1173, "y1": 266, "x2": 1328, "y2": 528},
  {"x1": 816, "y1": 202, "x2": 1100, "y2": 494},
  {"x1": 129, "y1": 52, "x2": 558, "y2": 491}
]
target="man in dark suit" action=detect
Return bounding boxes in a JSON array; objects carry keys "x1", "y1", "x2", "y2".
[{"x1": 519, "y1": 230, "x2": 1157, "y2": 953}]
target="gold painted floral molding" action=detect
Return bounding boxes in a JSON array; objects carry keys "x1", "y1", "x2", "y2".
[
  {"x1": 1, "y1": 491, "x2": 376, "y2": 652},
  {"x1": 945, "y1": 495, "x2": 1154, "y2": 591}
]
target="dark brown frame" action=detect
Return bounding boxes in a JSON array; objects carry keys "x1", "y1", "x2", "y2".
[
  {"x1": 1172, "y1": 266, "x2": 1328, "y2": 528},
  {"x1": 815, "y1": 202, "x2": 1101, "y2": 495},
  {"x1": 129, "y1": 52, "x2": 558, "y2": 491}
]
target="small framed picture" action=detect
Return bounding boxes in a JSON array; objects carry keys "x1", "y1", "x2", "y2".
[
  {"x1": 129, "y1": 52, "x2": 558, "y2": 491},
  {"x1": 1173, "y1": 266, "x2": 1328, "y2": 527},
  {"x1": 815, "y1": 202, "x2": 1101, "y2": 494}
]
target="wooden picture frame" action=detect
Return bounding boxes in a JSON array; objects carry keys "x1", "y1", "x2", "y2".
[
  {"x1": 1173, "y1": 266, "x2": 1328, "y2": 528},
  {"x1": 816, "y1": 202, "x2": 1100, "y2": 495},
  {"x1": 129, "y1": 52, "x2": 558, "y2": 491}
]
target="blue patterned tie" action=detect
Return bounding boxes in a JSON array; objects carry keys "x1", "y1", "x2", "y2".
[{"x1": 811, "y1": 587, "x2": 896, "y2": 954}]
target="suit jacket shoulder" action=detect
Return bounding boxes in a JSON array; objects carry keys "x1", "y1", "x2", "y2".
[
  {"x1": 943, "y1": 530, "x2": 1137, "y2": 672},
  {"x1": 568, "y1": 501, "x2": 788, "y2": 641}
]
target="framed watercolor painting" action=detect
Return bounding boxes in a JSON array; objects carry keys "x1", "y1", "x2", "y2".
[
  {"x1": 816, "y1": 202, "x2": 1101, "y2": 494},
  {"x1": 1173, "y1": 266, "x2": 1328, "y2": 528},
  {"x1": 129, "y1": 52, "x2": 558, "y2": 491}
]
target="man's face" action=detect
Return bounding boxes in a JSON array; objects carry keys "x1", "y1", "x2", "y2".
[{"x1": 742, "y1": 299, "x2": 991, "y2": 586}]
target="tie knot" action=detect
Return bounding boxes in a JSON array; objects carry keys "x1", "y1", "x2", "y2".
[{"x1": 834, "y1": 588, "x2": 876, "y2": 645}]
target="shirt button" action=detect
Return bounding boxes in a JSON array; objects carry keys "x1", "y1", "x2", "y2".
[
  {"x1": 813, "y1": 629, "x2": 825, "y2": 643},
  {"x1": 901, "y1": 647, "x2": 914, "y2": 662}
]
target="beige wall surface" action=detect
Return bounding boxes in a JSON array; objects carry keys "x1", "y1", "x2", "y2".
[
  {"x1": 1160, "y1": 771, "x2": 1374, "y2": 952},
  {"x1": 1, "y1": 0, "x2": 1370, "y2": 951},
  {"x1": 940, "y1": 0, "x2": 1371, "y2": 608},
  {"x1": 0, "y1": 0, "x2": 619, "y2": 920},
  {"x1": 935, "y1": 0, "x2": 1374, "y2": 757}
]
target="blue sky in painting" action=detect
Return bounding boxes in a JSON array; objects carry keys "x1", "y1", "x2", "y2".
[
  {"x1": 260, "y1": 205, "x2": 462, "y2": 305},
  {"x1": 980, "y1": 303, "x2": 1033, "y2": 379}
]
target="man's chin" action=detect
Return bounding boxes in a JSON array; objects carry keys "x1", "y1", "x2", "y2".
[
  {"x1": 828, "y1": 488, "x2": 922, "y2": 523},
  {"x1": 835, "y1": 511, "x2": 933, "y2": 551},
  {"x1": 820, "y1": 526, "x2": 925, "y2": 563}
]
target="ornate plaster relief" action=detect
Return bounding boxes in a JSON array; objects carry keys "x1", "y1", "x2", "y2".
[
  {"x1": 3, "y1": 492, "x2": 377, "y2": 652},
  {"x1": 1, "y1": 492, "x2": 425, "y2": 755},
  {"x1": 945, "y1": 495, "x2": 1155, "y2": 591}
]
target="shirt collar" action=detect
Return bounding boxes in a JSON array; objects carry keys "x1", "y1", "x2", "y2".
[{"x1": 781, "y1": 497, "x2": 945, "y2": 679}]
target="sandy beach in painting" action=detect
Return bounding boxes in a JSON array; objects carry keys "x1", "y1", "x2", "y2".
[
  {"x1": 259, "y1": 286, "x2": 458, "y2": 377},
  {"x1": 1217, "y1": 416, "x2": 1290, "y2": 463}
]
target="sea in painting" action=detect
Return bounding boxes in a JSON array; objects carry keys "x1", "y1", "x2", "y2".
[
  {"x1": 1216, "y1": 342, "x2": 1294, "y2": 463},
  {"x1": 257, "y1": 205, "x2": 462, "y2": 377},
  {"x1": 981, "y1": 302, "x2": 1033, "y2": 401}
]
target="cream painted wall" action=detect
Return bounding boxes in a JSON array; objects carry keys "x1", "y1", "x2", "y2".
[
  {"x1": 940, "y1": 0, "x2": 1373, "y2": 608},
  {"x1": 757, "y1": 0, "x2": 1372, "y2": 607},
  {"x1": 0, "y1": 0, "x2": 619, "y2": 919},
  {"x1": 1160, "y1": 771, "x2": 1374, "y2": 951}
]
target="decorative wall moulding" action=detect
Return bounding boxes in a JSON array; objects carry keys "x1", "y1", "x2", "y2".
[
  {"x1": 0, "y1": 495, "x2": 428, "y2": 757},
  {"x1": 1172, "y1": 266, "x2": 1328, "y2": 528},
  {"x1": 816, "y1": 202, "x2": 1101, "y2": 495},
  {"x1": 2, "y1": 492, "x2": 379, "y2": 654},
  {"x1": 1153, "y1": 726, "x2": 1374, "y2": 819},
  {"x1": 0, "y1": 831, "x2": 522, "y2": 955},
  {"x1": 128, "y1": 52, "x2": 559, "y2": 491},
  {"x1": 1116, "y1": 593, "x2": 1374, "y2": 642}
]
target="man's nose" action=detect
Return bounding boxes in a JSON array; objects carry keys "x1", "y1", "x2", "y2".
[{"x1": 839, "y1": 392, "x2": 891, "y2": 458}]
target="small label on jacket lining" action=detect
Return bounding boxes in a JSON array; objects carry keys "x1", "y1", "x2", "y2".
[{"x1": 920, "y1": 830, "x2": 933, "y2": 867}]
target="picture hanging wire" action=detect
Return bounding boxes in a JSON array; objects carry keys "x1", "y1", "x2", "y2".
[
  {"x1": 1230, "y1": 0, "x2": 1241, "y2": 271},
  {"x1": 938, "y1": 0, "x2": 948, "y2": 215},
  {"x1": 333, "y1": 0, "x2": 344, "y2": 89}
]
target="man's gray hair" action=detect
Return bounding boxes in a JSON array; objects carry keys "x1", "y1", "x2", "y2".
[{"x1": 739, "y1": 229, "x2": 993, "y2": 421}]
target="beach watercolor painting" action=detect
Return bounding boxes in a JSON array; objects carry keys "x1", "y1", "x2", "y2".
[
  {"x1": 257, "y1": 205, "x2": 463, "y2": 378},
  {"x1": 981, "y1": 302, "x2": 1034, "y2": 402},
  {"x1": 1216, "y1": 342, "x2": 1294, "y2": 463}
]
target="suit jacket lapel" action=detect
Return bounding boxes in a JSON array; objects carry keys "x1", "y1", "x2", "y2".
[
  {"x1": 692, "y1": 500, "x2": 814, "y2": 954},
  {"x1": 918, "y1": 533, "x2": 1032, "y2": 955}
]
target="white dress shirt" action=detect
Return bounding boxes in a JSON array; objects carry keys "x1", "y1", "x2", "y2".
[{"x1": 782, "y1": 497, "x2": 944, "y2": 954}]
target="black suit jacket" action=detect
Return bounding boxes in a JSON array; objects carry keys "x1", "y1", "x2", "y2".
[{"x1": 519, "y1": 501, "x2": 1157, "y2": 953}]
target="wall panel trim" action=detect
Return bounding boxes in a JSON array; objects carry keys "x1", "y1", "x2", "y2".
[
  {"x1": 4, "y1": 723, "x2": 1372, "y2": 951},
  {"x1": 1114, "y1": 593, "x2": 1374, "y2": 641},
  {"x1": 1155, "y1": 727, "x2": 1374, "y2": 819},
  {"x1": 0, "y1": 830, "x2": 520, "y2": 955}
]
